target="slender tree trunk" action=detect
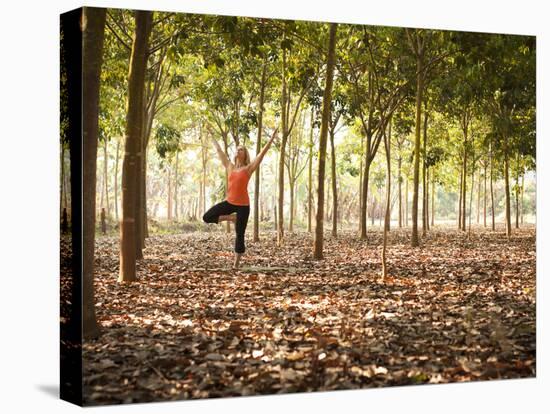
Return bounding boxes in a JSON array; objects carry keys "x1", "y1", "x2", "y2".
[
  {"x1": 330, "y1": 128, "x2": 338, "y2": 237},
  {"x1": 254, "y1": 59, "x2": 267, "y2": 242},
  {"x1": 174, "y1": 151, "x2": 179, "y2": 220},
  {"x1": 200, "y1": 124, "x2": 208, "y2": 219},
  {"x1": 425, "y1": 168, "x2": 429, "y2": 231},
  {"x1": 477, "y1": 169, "x2": 481, "y2": 224},
  {"x1": 385, "y1": 120, "x2": 392, "y2": 232},
  {"x1": 490, "y1": 141, "x2": 495, "y2": 231},
  {"x1": 99, "y1": 158, "x2": 104, "y2": 211},
  {"x1": 483, "y1": 159, "x2": 487, "y2": 227},
  {"x1": 422, "y1": 104, "x2": 428, "y2": 235},
  {"x1": 314, "y1": 23, "x2": 337, "y2": 259},
  {"x1": 458, "y1": 162, "x2": 463, "y2": 229},
  {"x1": 308, "y1": 107, "x2": 314, "y2": 233},
  {"x1": 167, "y1": 166, "x2": 172, "y2": 220},
  {"x1": 100, "y1": 208, "x2": 106, "y2": 234},
  {"x1": 141, "y1": 148, "x2": 149, "y2": 239},
  {"x1": 360, "y1": 143, "x2": 372, "y2": 239},
  {"x1": 359, "y1": 134, "x2": 364, "y2": 233},
  {"x1": 290, "y1": 177, "x2": 295, "y2": 232},
  {"x1": 468, "y1": 143, "x2": 475, "y2": 238},
  {"x1": 515, "y1": 155, "x2": 520, "y2": 229},
  {"x1": 405, "y1": 178, "x2": 409, "y2": 227},
  {"x1": 61, "y1": 145, "x2": 68, "y2": 233},
  {"x1": 274, "y1": 203, "x2": 278, "y2": 230},
  {"x1": 382, "y1": 123, "x2": 391, "y2": 280},
  {"x1": 431, "y1": 171, "x2": 435, "y2": 227},
  {"x1": 398, "y1": 157, "x2": 402, "y2": 228},
  {"x1": 80, "y1": 7, "x2": 107, "y2": 339},
  {"x1": 202, "y1": 155, "x2": 207, "y2": 219},
  {"x1": 520, "y1": 173, "x2": 525, "y2": 225},
  {"x1": 504, "y1": 137, "x2": 512, "y2": 238},
  {"x1": 325, "y1": 180, "x2": 331, "y2": 225},
  {"x1": 61, "y1": 146, "x2": 66, "y2": 211},
  {"x1": 461, "y1": 131, "x2": 468, "y2": 231},
  {"x1": 114, "y1": 139, "x2": 120, "y2": 222},
  {"x1": 104, "y1": 138, "x2": 110, "y2": 218},
  {"x1": 278, "y1": 45, "x2": 288, "y2": 246},
  {"x1": 119, "y1": 10, "x2": 152, "y2": 282},
  {"x1": 411, "y1": 55, "x2": 424, "y2": 247}
]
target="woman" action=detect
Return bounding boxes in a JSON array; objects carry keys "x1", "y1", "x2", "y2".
[{"x1": 203, "y1": 127, "x2": 279, "y2": 269}]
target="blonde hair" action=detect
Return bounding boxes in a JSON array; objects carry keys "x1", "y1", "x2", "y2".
[{"x1": 234, "y1": 145, "x2": 251, "y2": 167}]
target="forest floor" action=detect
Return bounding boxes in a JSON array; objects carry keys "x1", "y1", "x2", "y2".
[{"x1": 62, "y1": 225, "x2": 536, "y2": 406}]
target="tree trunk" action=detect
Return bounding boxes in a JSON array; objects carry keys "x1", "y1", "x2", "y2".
[
  {"x1": 359, "y1": 134, "x2": 364, "y2": 233},
  {"x1": 289, "y1": 177, "x2": 295, "y2": 232},
  {"x1": 422, "y1": 104, "x2": 428, "y2": 236},
  {"x1": 405, "y1": 178, "x2": 409, "y2": 227},
  {"x1": 490, "y1": 141, "x2": 495, "y2": 231},
  {"x1": 141, "y1": 148, "x2": 149, "y2": 239},
  {"x1": 100, "y1": 208, "x2": 106, "y2": 234},
  {"x1": 314, "y1": 23, "x2": 337, "y2": 259},
  {"x1": 330, "y1": 128, "x2": 338, "y2": 237},
  {"x1": 385, "y1": 120, "x2": 392, "y2": 232},
  {"x1": 134, "y1": 122, "x2": 144, "y2": 259},
  {"x1": 411, "y1": 54, "x2": 424, "y2": 247},
  {"x1": 398, "y1": 157, "x2": 402, "y2": 228},
  {"x1": 483, "y1": 159, "x2": 487, "y2": 227},
  {"x1": 103, "y1": 138, "x2": 110, "y2": 218},
  {"x1": 477, "y1": 169, "x2": 481, "y2": 224},
  {"x1": 515, "y1": 155, "x2": 520, "y2": 229},
  {"x1": 424, "y1": 168, "x2": 429, "y2": 232},
  {"x1": 202, "y1": 130, "x2": 207, "y2": 219},
  {"x1": 520, "y1": 172, "x2": 525, "y2": 225},
  {"x1": 458, "y1": 161, "x2": 463, "y2": 229},
  {"x1": 504, "y1": 137, "x2": 512, "y2": 238},
  {"x1": 253, "y1": 59, "x2": 267, "y2": 242},
  {"x1": 81, "y1": 7, "x2": 107, "y2": 338},
  {"x1": 114, "y1": 139, "x2": 120, "y2": 222},
  {"x1": 461, "y1": 133, "x2": 467, "y2": 231},
  {"x1": 431, "y1": 171, "x2": 435, "y2": 227},
  {"x1": 308, "y1": 107, "x2": 314, "y2": 233},
  {"x1": 381, "y1": 122, "x2": 391, "y2": 280},
  {"x1": 278, "y1": 45, "x2": 288, "y2": 246},
  {"x1": 99, "y1": 157, "x2": 104, "y2": 212},
  {"x1": 468, "y1": 142, "x2": 475, "y2": 238},
  {"x1": 61, "y1": 145, "x2": 66, "y2": 212},
  {"x1": 119, "y1": 10, "x2": 152, "y2": 283},
  {"x1": 174, "y1": 150, "x2": 179, "y2": 220},
  {"x1": 167, "y1": 166, "x2": 172, "y2": 220},
  {"x1": 360, "y1": 143, "x2": 372, "y2": 239}
]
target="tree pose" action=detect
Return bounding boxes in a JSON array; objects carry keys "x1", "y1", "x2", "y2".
[{"x1": 203, "y1": 128, "x2": 279, "y2": 269}]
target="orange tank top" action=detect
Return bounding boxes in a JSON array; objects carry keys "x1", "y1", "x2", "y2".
[{"x1": 226, "y1": 168, "x2": 251, "y2": 206}]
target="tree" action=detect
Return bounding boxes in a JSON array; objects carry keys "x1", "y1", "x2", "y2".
[
  {"x1": 277, "y1": 23, "x2": 320, "y2": 245},
  {"x1": 119, "y1": 10, "x2": 153, "y2": 283},
  {"x1": 313, "y1": 23, "x2": 338, "y2": 259},
  {"x1": 81, "y1": 7, "x2": 107, "y2": 339},
  {"x1": 483, "y1": 34, "x2": 535, "y2": 238},
  {"x1": 405, "y1": 28, "x2": 447, "y2": 246},
  {"x1": 340, "y1": 26, "x2": 411, "y2": 240},
  {"x1": 381, "y1": 117, "x2": 392, "y2": 280}
]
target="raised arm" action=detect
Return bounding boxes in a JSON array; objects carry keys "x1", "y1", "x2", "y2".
[
  {"x1": 247, "y1": 127, "x2": 279, "y2": 175},
  {"x1": 208, "y1": 129, "x2": 232, "y2": 169}
]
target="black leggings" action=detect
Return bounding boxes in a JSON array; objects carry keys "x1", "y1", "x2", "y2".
[{"x1": 203, "y1": 200, "x2": 250, "y2": 253}]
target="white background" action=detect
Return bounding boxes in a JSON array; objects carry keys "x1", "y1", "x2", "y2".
[{"x1": 0, "y1": 0, "x2": 547, "y2": 412}]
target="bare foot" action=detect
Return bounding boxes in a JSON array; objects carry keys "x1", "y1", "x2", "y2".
[
  {"x1": 233, "y1": 253, "x2": 242, "y2": 269},
  {"x1": 218, "y1": 214, "x2": 237, "y2": 223}
]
